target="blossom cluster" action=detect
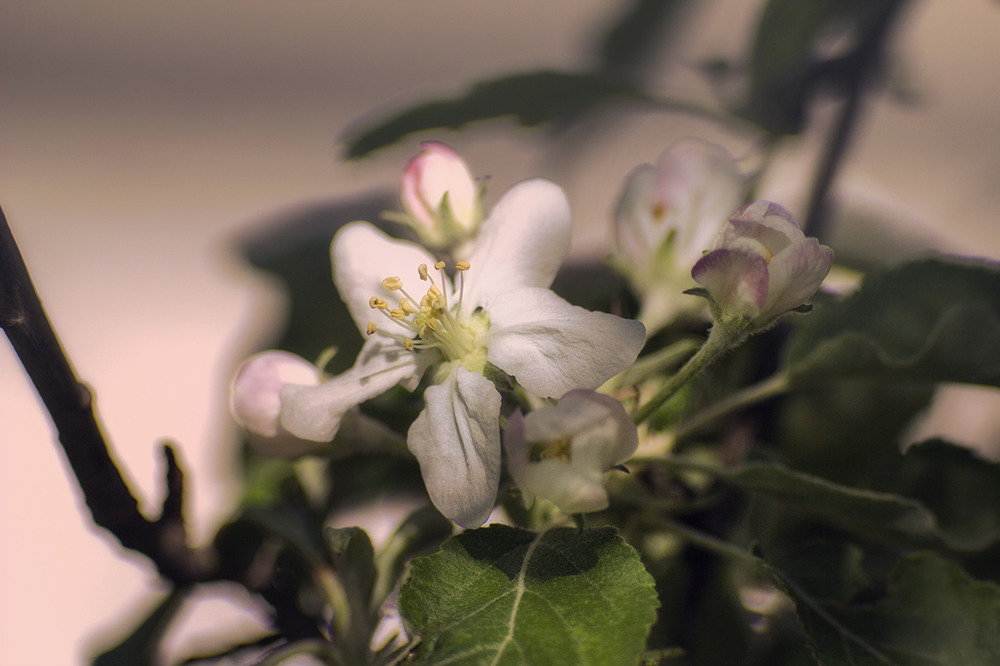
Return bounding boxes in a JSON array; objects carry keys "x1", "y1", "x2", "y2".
[{"x1": 231, "y1": 141, "x2": 832, "y2": 527}]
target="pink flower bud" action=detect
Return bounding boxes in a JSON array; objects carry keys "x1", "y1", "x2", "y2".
[
  {"x1": 230, "y1": 350, "x2": 326, "y2": 456},
  {"x1": 504, "y1": 390, "x2": 638, "y2": 515},
  {"x1": 691, "y1": 201, "x2": 833, "y2": 329},
  {"x1": 400, "y1": 142, "x2": 479, "y2": 241}
]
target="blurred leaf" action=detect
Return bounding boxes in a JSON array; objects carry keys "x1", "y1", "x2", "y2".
[
  {"x1": 740, "y1": 0, "x2": 905, "y2": 134},
  {"x1": 784, "y1": 258, "x2": 1000, "y2": 387},
  {"x1": 716, "y1": 462, "x2": 941, "y2": 547},
  {"x1": 326, "y1": 526, "x2": 377, "y2": 602},
  {"x1": 665, "y1": 456, "x2": 1000, "y2": 551},
  {"x1": 400, "y1": 525, "x2": 658, "y2": 664},
  {"x1": 889, "y1": 440, "x2": 1000, "y2": 551},
  {"x1": 776, "y1": 379, "x2": 933, "y2": 485},
  {"x1": 801, "y1": 552, "x2": 1000, "y2": 665},
  {"x1": 597, "y1": 0, "x2": 690, "y2": 75},
  {"x1": 92, "y1": 588, "x2": 186, "y2": 666},
  {"x1": 342, "y1": 70, "x2": 652, "y2": 158},
  {"x1": 375, "y1": 506, "x2": 454, "y2": 601}
]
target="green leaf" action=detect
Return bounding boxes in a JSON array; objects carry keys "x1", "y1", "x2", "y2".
[
  {"x1": 889, "y1": 439, "x2": 1000, "y2": 551},
  {"x1": 342, "y1": 70, "x2": 651, "y2": 158},
  {"x1": 657, "y1": 456, "x2": 1000, "y2": 551},
  {"x1": 399, "y1": 525, "x2": 658, "y2": 665},
  {"x1": 803, "y1": 552, "x2": 1000, "y2": 665},
  {"x1": 714, "y1": 462, "x2": 942, "y2": 547},
  {"x1": 784, "y1": 258, "x2": 1000, "y2": 387}
]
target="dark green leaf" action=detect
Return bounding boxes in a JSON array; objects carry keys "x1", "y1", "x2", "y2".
[
  {"x1": 785, "y1": 258, "x2": 1000, "y2": 387},
  {"x1": 803, "y1": 552, "x2": 1000, "y2": 665},
  {"x1": 718, "y1": 462, "x2": 941, "y2": 547},
  {"x1": 326, "y1": 526, "x2": 377, "y2": 601},
  {"x1": 400, "y1": 525, "x2": 658, "y2": 665},
  {"x1": 660, "y1": 456, "x2": 1000, "y2": 551},
  {"x1": 342, "y1": 70, "x2": 651, "y2": 158},
  {"x1": 597, "y1": 0, "x2": 689, "y2": 75},
  {"x1": 889, "y1": 439, "x2": 1000, "y2": 551}
]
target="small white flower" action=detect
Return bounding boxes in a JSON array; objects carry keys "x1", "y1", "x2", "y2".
[
  {"x1": 504, "y1": 390, "x2": 638, "y2": 515},
  {"x1": 255, "y1": 179, "x2": 645, "y2": 526},
  {"x1": 614, "y1": 138, "x2": 747, "y2": 334},
  {"x1": 691, "y1": 200, "x2": 834, "y2": 331}
]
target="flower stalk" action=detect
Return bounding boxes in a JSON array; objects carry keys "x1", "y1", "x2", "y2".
[{"x1": 632, "y1": 323, "x2": 746, "y2": 426}]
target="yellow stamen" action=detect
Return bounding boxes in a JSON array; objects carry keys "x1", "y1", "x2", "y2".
[
  {"x1": 370, "y1": 297, "x2": 388, "y2": 310},
  {"x1": 400, "y1": 298, "x2": 418, "y2": 315},
  {"x1": 366, "y1": 322, "x2": 378, "y2": 335},
  {"x1": 456, "y1": 261, "x2": 470, "y2": 271},
  {"x1": 418, "y1": 264, "x2": 429, "y2": 281},
  {"x1": 434, "y1": 260, "x2": 446, "y2": 270},
  {"x1": 381, "y1": 276, "x2": 403, "y2": 291}
]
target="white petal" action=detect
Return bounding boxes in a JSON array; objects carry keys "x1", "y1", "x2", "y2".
[
  {"x1": 764, "y1": 237, "x2": 834, "y2": 315},
  {"x1": 462, "y1": 179, "x2": 571, "y2": 310},
  {"x1": 655, "y1": 138, "x2": 747, "y2": 265},
  {"x1": 279, "y1": 338, "x2": 429, "y2": 442},
  {"x1": 407, "y1": 366, "x2": 502, "y2": 527},
  {"x1": 331, "y1": 221, "x2": 440, "y2": 334},
  {"x1": 522, "y1": 460, "x2": 610, "y2": 514},
  {"x1": 486, "y1": 287, "x2": 646, "y2": 398},
  {"x1": 614, "y1": 163, "x2": 658, "y2": 265},
  {"x1": 230, "y1": 350, "x2": 319, "y2": 437}
]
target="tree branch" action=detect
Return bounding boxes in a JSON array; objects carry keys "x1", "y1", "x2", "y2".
[{"x1": 0, "y1": 203, "x2": 215, "y2": 584}]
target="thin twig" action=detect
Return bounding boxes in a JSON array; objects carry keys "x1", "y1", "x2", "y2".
[
  {"x1": 0, "y1": 204, "x2": 215, "y2": 584},
  {"x1": 804, "y1": 0, "x2": 913, "y2": 239}
]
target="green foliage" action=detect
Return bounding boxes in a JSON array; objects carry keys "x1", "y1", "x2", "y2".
[
  {"x1": 343, "y1": 71, "x2": 652, "y2": 159},
  {"x1": 801, "y1": 552, "x2": 1000, "y2": 665},
  {"x1": 784, "y1": 258, "x2": 1000, "y2": 386},
  {"x1": 399, "y1": 525, "x2": 658, "y2": 665}
]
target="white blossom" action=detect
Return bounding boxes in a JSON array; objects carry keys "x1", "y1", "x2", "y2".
[{"x1": 241, "y1": 179, "x2": 645, "y2": 526}]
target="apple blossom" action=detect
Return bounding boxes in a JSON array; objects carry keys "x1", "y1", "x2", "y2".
[
  {"x1": 690, "y1": 200, "x2": 834, "y2": 332},
  {"x1": 613, "y1": 138, "x2": 747, "y2": 334},
  {"x1": 504, "y1": 390, "x2": 638, "y2": 515},
  {"x1": 397, "y1": 141, "x2": 482, "y2": 251},
  {"x1": 243, "y1": 179, "x2": 646, "y2": 527}
]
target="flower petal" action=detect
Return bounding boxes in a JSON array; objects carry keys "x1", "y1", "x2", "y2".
[
  {"x1": 764, "y1": 237, "x2": 834, "y2": 314},
  {"x1": 654, "y1": 138, "x2": 747, "y2": 265},
  {"x1": 729, "y1": 200, "x2": 802, "y2": 236},
  {"x1": 692, "y1": 248, "x2": 770, "y2": 319},
  {"x1": 231, "y1": 350, "x2": 319, "y2": 437},
  {"x1": 486, "y1": 287, "x2": 646, "y2": 398},
  {"x1": 614, "y1": 163, "x2": 658, "y2": 266},
  {"x1": 331, "y1": 221, "x2": 440, "y2": 334},
  {"x1": 462, "y1": 179, "x2": 571, "y2": 309},
  {"x1": 407, "y1": 366, "x2": 502, "y2": 527},
  {"x1": 279, "y1": 338, "x2": 428, "y2": 442}
]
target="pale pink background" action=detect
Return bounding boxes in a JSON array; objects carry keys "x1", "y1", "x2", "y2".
[{"x1": 3, "y1": 1, "x2": 1000, "y2": 663}]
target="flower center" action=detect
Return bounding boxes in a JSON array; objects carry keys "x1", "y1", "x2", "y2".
[
  {"x1": 529, "y1": 436, "x2": 573, "y2": 463},
  {"x1": 366, "y1": 260, "x2": 486, "y2": 368}
]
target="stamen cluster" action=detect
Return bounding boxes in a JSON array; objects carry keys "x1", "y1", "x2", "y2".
[{"x1": 366, "y1": 260, "x2": 477, "y2": 361}]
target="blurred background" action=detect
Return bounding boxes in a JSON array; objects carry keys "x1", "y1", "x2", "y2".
[{"x1": 2, "y1": 1, "x2": 1000, "y2": 663}]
